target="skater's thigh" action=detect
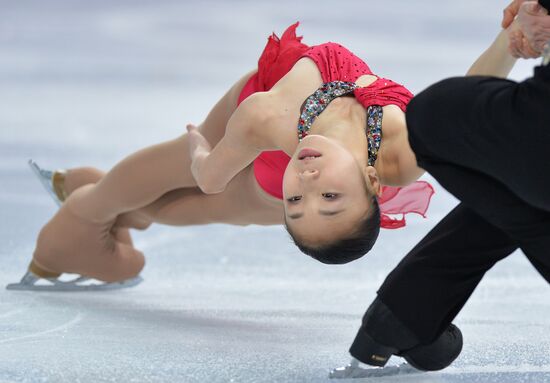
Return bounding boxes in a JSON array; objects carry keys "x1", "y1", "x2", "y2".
[
  {"x1": 141, "y1": 166, "x2": 283, "y2": 226},
  {"x1": 197, "y1": 69, "x2": 256, "y2": 147}
]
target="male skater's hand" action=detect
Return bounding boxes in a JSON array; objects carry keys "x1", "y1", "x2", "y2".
[
  {"x1": 503, "y1": 0, "x2": 550, "y2": 57},
  {"x1": 517, "y1": 2, "x2": 550, "y2": 51},
  {"x1": 186, "y1": 123, "x2": 212, "y2": 191}
]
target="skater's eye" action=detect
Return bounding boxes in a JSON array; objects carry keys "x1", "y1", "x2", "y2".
[
  {"x1": 322, "y1": 193, "x2": 339, "y2": 200},
  {"x1": 286, "y1": 196, "x2": 302, "y2": 203}
]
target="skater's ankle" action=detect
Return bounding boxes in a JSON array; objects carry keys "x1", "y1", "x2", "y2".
[{"x1": 29, "y1": 259, "x2": 61, "y2": 279}]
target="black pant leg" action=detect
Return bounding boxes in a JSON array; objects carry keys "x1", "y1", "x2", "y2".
[
  {"x1": 379, "y1": 162, "x2": 550, "y2": 343},
  {"x1": 427, "y1": 161, "x2": 550, "y2": 278},
  {"x1": 377, "y1": 203, "x2": 518, "y2": 343}
]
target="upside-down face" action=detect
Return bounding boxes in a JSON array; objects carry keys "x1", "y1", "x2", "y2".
[{"x1": 282, "y1": 134, "x2": 377, "y2": 245}]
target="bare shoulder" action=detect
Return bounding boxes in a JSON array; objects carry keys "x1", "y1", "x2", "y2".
[
  {"x1": 270, "y1": 58, "x2": 323, "y2": 96},
  {"x1": 229, "y1": 91, "x2": 282, "y2": 149},
  {"x1": 231, "y1": 58, "x2": 325, "y2": 152}
]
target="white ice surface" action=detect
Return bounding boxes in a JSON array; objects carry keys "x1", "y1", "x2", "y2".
[{"x1": 1, "y1": 1, "x2": 549, "y2": 382}]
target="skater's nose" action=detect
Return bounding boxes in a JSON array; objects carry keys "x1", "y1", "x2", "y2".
[{"x1": 299, "y1": 169, "x2": 320, "y2": 180}]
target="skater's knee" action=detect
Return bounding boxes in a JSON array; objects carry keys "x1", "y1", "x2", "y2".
[
  {"x1": 124, "y1": 248, "x2": 145, "y2": 279},
  {"x1": 117, "y1": 245, "x2": 145, "y2": 278},
  {"x1": 103, "y1": 244, "x2": 145, "y2": 282}
]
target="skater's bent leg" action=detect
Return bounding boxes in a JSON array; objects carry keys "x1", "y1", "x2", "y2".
[
  {"x1": 348, "y1": 205, "x2": 512, "y2": 370},
  {"x1": 60, "y1": 167, "x2": 149, "y2": 241},
  {"x1": 376, "y1": 204, "x2": 517, "y2": 342},
  {"x1": 33, "y1": 184, "x2": 145, "y2": 282},
  {"x1": 34, "y1": 238, "x2": 144, "y2": 282},
  {"x1": 33, "y1": 165, "x2": 273, "y2": 281},
  {"x1": 31, "y1": 70, "x2": 257, "y2": 280},
  {"x1": 368, "y1": 163, "x2": 550, "y2": 345}
]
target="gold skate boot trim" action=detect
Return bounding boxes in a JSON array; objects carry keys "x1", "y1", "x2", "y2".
[
  {"x1": 52, "y1": 170, "x2": 68, "y2": 202},
  {"x1": 29, "y1": 260, "x2": 62, "y2": 279}
]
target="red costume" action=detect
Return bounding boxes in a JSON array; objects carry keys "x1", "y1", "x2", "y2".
[{"x1": 238, "y1": 23, "x2": 434, "y2": 229}]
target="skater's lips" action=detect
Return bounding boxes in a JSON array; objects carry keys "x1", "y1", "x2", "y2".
[{"x1": 297, "y1": 148, "x2": 322, "y2": 160}]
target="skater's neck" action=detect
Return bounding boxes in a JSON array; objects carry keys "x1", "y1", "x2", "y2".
[{"x1": 374, "y1": 105, "x2": 424, "y2": 187}]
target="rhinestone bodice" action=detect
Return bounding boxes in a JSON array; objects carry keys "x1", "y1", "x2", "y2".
[{"x1": 297, "y1": 81, "x2": 383, "y2": 166}]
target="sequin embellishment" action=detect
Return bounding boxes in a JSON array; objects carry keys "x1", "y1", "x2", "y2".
[
  {"x1": 297, "y1": 81, "x2": 357, "y2": 140},
  {"x1": 366, "y1": 105, "x2": 383, "y2": 166},
  {"x1": 297, "y1": 81, "x2": 383, "y2": 166}
]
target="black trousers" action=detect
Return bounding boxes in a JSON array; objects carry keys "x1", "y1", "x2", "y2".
[{"x1": 377, "y1": 65, "x2": 550, "y2": 343}]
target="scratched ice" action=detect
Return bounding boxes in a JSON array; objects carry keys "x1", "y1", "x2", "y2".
[{"x1": 0, "y1": 1, "x2": 549, "y2": 382}]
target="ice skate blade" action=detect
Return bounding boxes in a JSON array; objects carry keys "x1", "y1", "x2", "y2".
[
  {"x1": 28, "y1": 159, "x2": 62, "y2": 207},
  {"x1": 329, "y1": 362, "x2": 420, "y2": 379},
  {"x1": 6, "y1": 270, "x2": 143, "y2": 292}
]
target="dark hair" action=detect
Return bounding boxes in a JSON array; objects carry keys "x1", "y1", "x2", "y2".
[{"x1": 286, "y1": 196, "x2": 381, "y2": 264}]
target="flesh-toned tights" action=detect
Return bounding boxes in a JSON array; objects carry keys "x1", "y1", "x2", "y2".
[{"x1": 33, "y1": 71, "x2": 283, "y2": 282}]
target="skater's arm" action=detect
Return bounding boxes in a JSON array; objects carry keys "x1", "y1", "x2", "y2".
[
  {"x1": 466, "y1": 24, "x2": 519, "y2": 77},
  {"x1": 188, "y1": 93, "x2": 271, "y2": 194}
]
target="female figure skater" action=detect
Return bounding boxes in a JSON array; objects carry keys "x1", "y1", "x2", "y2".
[{"x1": 11, "y1": 15, "x2": 524, "y2": 290}]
